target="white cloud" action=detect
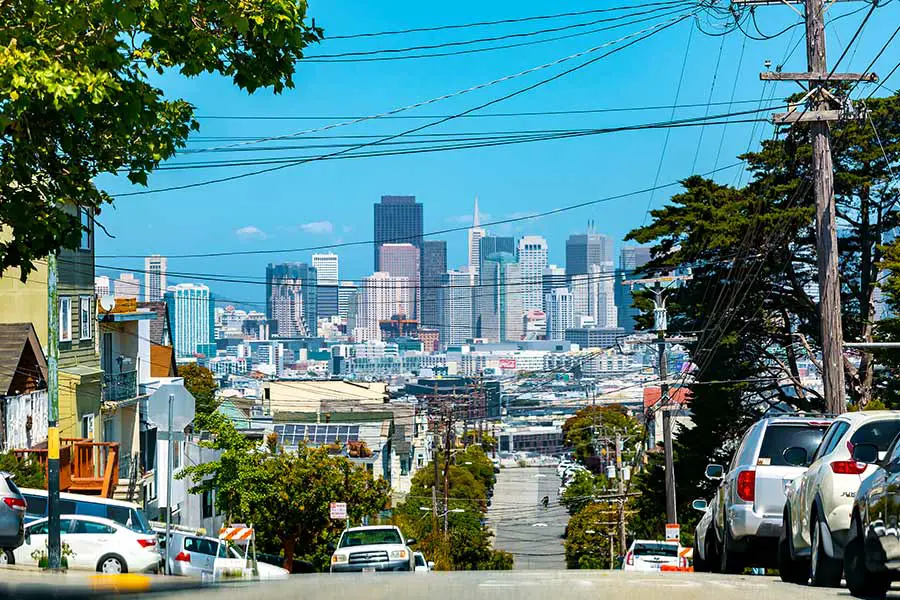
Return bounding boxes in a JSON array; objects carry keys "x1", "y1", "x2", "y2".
[
  {"x1": 235, "y1": 225, "x2": 267, "y2": 239},
  {"x1": 299, "y1": 220, "x2": 334, "y2": 235},
  {"x1": 342, "y1": 224, "x2": 354, "y2": 234},
  {"x1": 446, "y1": 213, "x2": 490, "y2": 225}
]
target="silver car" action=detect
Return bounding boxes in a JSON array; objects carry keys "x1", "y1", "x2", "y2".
[
  {"x1": 705, "y1": 415, "x2": 833, "y2": 573},
  {"x1": 161, "y1": 531, "x2": 227, "y2": 577},
  {"x1": 0, "y1": 472, "x2": 26, "y2": 564}
]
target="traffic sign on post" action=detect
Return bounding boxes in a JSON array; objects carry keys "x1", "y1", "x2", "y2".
[
  {"x1": 665, "y1": 523, "x2": 680, "y2": 543},
  {"x1": 330, "y1": 502, "x2": 348, "y2": 519}
]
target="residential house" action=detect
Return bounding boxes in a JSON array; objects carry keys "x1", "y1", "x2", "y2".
[
  {"x1": 0, "y1": 324, "x2": 49, "y2": 452},
  {"x1": 0, "y1": 209, "x2": 103, "y2": 441},
  {"x1": 642, "y1": 386, "x2": 694, "y2": 447}
]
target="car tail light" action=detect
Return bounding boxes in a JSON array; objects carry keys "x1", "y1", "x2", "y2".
[
  {"x1": 137, "y1": 538, "x2": 157, "y2": 548},
  {"x1": 2, "y1": 497, "x2": 26, "y2": 511},
  {"x1": 831, "y1": 460, "x2": 868, "y2": 475},
  {"x1": 737, "y1": 470, "x2": 755, "y2": 502},
  {"x1": 175, "y1": 551, "x2": 191, "y2": 562},
  {"x1": 626, "y1": 552, "x2": 634, "y2": 566}
]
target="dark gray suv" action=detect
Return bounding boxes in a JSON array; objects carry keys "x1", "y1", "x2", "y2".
[{"x1": 0, "y1": 471, "x2": 26, "y2": 564}]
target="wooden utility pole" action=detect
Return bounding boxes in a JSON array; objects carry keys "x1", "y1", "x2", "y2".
[
  {"x1": 46, "y1": 252, "x2": 61, "y2": 570},
  {"x1": 431, "y1": 383, "x2": 440, "y2": 531},
  {"x1": 735, "y1": 0, "x2": 876, "y2": 414},
  {"x1": 615, "y1": 432, "x2": 627, "y2": 555},
  {"x1": 443, "y1": 400, "x2": 453, "y2": 535}
]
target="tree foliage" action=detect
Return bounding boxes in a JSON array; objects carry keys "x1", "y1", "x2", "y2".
[
  {"x1": 561, "y1": 405, "x2": 642, "y2": 467},
  {"x1": 625, "y1": 93, "x2": 900, "y2": 537},
  {"x1": 178, "y1": 363, "x2": 218, "y2": 417},
  {"x1": 179, "y1": 412, "x2": 389, "y2": 572},
  {"x1": 560, "y1": 470, "x2": 609, "y2": 516},
  {"x1": 0, "y1": 0, "x2": 321, "y2": 277},
  {"x1": 0, "y1": 452, "x2": 45, "y2": 488},
  {"x1": 564, "y1": 502, "x2": 619, "y2": 569}
]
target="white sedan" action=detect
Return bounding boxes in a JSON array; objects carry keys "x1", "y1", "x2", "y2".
[{"x1": 14, "y1": 514, "x2": 162, "y2": 573}]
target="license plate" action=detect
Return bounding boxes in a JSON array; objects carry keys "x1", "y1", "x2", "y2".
[{"x1": 362, "y1": 567, "x2": 376, "y2": 573}]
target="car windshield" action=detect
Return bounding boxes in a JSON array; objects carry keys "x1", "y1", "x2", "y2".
[
  {"x1": 339, "y1": 528, "x2": 403, "y2": 548},
  {"x1": 850, "y1": 421, "x2": 900, "y2": 452},
  {"x1": 758, "y1": 424, "x2": 829, "y2": 466},
  {"x1": 633, "y1": 543, "x2": 678, "y2": 557}
]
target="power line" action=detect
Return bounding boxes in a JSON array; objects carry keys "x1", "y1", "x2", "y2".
[{"x1": 111, "y1": 12, "x2": 696, "y2": 197}]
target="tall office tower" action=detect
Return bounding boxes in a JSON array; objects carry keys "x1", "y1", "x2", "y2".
[
  {"x1": 379, "y1": 243, "x2": 421, "y2": 321},
  {"x1": 421, "y1": 240, "x2": 447, "y2": 330},
  {"x1": 542, "y1": 265, "x2": 566, "y2": 314},
  {"x1": 617, "y1": 246, "x2": 653, "y2": 331},
  {"x1": 467, "y1": 196, "x2": 486, "y2": 275},
  {"x1": 265, "y1": 263, "x2": 318, "y2": 337},
  {"x1": 114, "y1": 273, "x2": 141, "y2": 298},
  {"x1": 517, "y1": 236, "x2": 548, "y2": 313},
  {"x1": 476, "y1": 253, "x2": 523, "y2": 342},
  {"x1": 144, "y1": 255, "x2": 168, "y2": 302},
  {"x1": 338, "y1": 281, "x2": 358, "y2": 319},
  {"x1": 164, "y1": 283, "x2": 215, "y2": 358},
  {"x1": 354, "y1": 272, "x2": 411, "y2": 342},
  {"x1": 545, "y1": 287, "x2": 575, "y2": 341},
  {"x1": 94, "y1": 276, "x2": 110, "y2": 297},
  {"x1": 312, "y1": 253, "x2": 340, "y2": 318},
  {"x1": 438, "y1": 269, "x2": 475, "y2": 347},
  {"x1": 478, "y1": 235, "x2": 516, "y2": 278},
  {"x1": 312, "y1": 253, "x2": 339, "y2": 285},
  {"x1": 568, "y1": 273, "x2": 591, "y2": 322},
  {"x1": 588, "y1": 264, "x2": 617, "y2": 328},
  {"x1": 374, "y1": 195, "x2": 423, "y2": 270},
  {"x1": 565, "y1": 231, "x2": 614, "y2": 275}
]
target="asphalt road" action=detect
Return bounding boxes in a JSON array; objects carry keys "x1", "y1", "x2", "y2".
[
  {"x1": 114, "y1": 572, "x2": 900, "y2": 600},
  {"x1": 487, "y1": 466, "x2": 568, "y2": 570}
]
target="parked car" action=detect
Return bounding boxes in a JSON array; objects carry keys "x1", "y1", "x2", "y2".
[
  {"x1": 19, "y1": 488, "x2": 152, "y2": 535},
  {"x1": 690, "y1": 498, "x2": 716, "y2": 572},
  {"x1": 705, "y1": 415, "x2": 832, "y2": 573},
  {"x1": 843, "y1": 438, "x2": 900, "y2": 598},
  {"x1": 622, "y1": 540, "x2": 684, "y2": 572},
  {"x1": 780, "y1": 411, "x2": 900, "y2": 586},
  {"x1": 329, "y1": 525, "x2": 415, "y2": 572},
  {"x1": 413, "y1": 552, "x2": 434, "y2": 572},
  {"x1": 161, "y1": 531, "x2": 225, "y2": 578},
  {"x1": 14, "y1": 514, "x2": 161, "y2": 573},
  {"x1": 0, "y1": 472, "x2": 26, "y2": 564}
]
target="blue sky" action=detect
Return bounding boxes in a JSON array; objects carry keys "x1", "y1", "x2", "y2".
[{"x1": 94, "y1": 0, "x2": 900, "y2": 307}]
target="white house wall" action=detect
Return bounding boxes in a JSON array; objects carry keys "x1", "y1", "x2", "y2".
[{"x1": 3, "y1": 391, "x2": 48, "y2": 451}]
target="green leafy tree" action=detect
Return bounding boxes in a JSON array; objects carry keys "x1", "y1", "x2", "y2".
[
  {"x1": 0, "y1": 452, "x2": 45, "y2": 488},
  {"x1": 561, "y1": 471, "x2": 609, "y2": 516},
  {"x1": 178, "y1": 363, "x2": 218, "y2": 417},
  {"x1": 180, "y1": 412, "x2": 389, "y2": 571},
  {"x1": 564, "y1": 502, "x2": 619, "y2": 569},
  {"x1": 561, "y1": 405, "x2": 641, "y2": 467},
  {"x1": 0, "y1": 0, "x2": 321, "y2": 277},
  {"x1": 625, "y1": 93, "x2": 900, "y2": 538}
]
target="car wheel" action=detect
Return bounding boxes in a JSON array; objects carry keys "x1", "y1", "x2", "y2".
[
  {"x1": 810, "y1": 514, "x2": 842, "y2": 587},
  {"x1": 0, "y1": 549, "x2": 14, "y2": 565},
  {"x1": 98, "y1": 555, "x2": 128, "y2": 574},
  {"x1": 778, "y1": 519, "x2": 808, "y2": 585},
  {"x1": 844, "y1": 518, "x2": 891, "y2": 599},
  {"x1": 693, "y1": 538, "x2": 709, "y2": 573},
  {"x1": 719, "y1": 527, "x2": 744, "y2": 575}
]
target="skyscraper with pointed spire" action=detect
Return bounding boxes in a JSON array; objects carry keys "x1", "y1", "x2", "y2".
[{"x1": 467, "y1": 196, "x2": 485, "y2": 275}]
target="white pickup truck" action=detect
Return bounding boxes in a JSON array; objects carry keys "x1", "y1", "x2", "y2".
[{"x1": 330, "y1": 526, "x2": 415, "y2": 573}]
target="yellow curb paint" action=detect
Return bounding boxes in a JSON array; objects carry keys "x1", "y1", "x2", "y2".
[{"x1": 89, "y1": 574, "x2": 152, "y2": 592}]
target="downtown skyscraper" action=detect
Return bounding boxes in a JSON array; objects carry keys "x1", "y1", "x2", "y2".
[
  {"x1": 144, "y1": 255, "x2": 167, "y2": 302},
  {"x1": 421, "y1": 240, "x2": 447, "y2": 331},
  {"x1": 475, "y1": 252, "x2": 523, "y2": 342},
  {"x1": 439, "y1": 269, "x2": 475, "y2": 347},
  {"x1": 312, "y1": 253, "x2": 339, "y2": 319},
  {"x1": 565, "y1": 231, "x2": 614, "y2": 275},
  {"x1": 353, "y1": 271, "x2": 411, "y2": 342},
  {"x1": 265, "y1": 263, "x2": 318, "y2": 337},
  {"x1": 379, "y1": 243, "x2": 420, "y2": 321},
  {"x1": 517, "y1": 235, "x2": 548, "y2": 313},
  {"x1": 165, "y1": 283, "x2": 215, "y2": 358},
  {"x1": 374, "y1": 195, "x2": 423, "y2": 270},
  {"x1": 467, "y1": 196, "x2": 485, "y2": 276}
]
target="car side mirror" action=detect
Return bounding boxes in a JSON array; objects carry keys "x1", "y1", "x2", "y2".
[
  {"x1": 405, "y1": 538, "x2": 417, "y2": 546},
  {"x1": 783, "y1": 446, "x2": 809, "y2": 467},
  {"x1": 704, "y1": 464, "x2": 724, "y2": 480},
  {"x1": 852, "y1": 443, "x2": 879, "y2": 464},
  {"x1": 427, "y1": 561, "x2": 435, "y2": 569},
  {"x1": 691, "y1": 499, "x2": 708, "y2": 512}
]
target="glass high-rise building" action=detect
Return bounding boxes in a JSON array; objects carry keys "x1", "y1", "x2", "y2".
[
  {"x1": 517, "y1": 236, "x2": 548, "y2": 314},
  {"x1": 478, "y1": 235, "x2": 515, "y2": 278},
  {"x1": 617, "y1": 246, "x2": 652, "y2": 331},
  {"x1": 439, "y1": 269, "x2": 475, "y2": 347},
  {"x1": 165, "y1": 283, "x2": 215, "y2": 358},
  {"x1": 565, "y1": 232, "x2": 614, "y2": 275},
  {"x1": 374, "y1": 195, "x2": 423, "y2": 270},
  {"x1": 265, "y1": 263, "x2": 318, "y2": 337},
  {"x1": 476, "y1": 252, "x2": 523, "y2": 342},
  {"x1": 421, "y1": 240, "x2": 447, "y2": 330}
]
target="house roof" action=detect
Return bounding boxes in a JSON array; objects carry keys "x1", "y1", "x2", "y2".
[
  {"x1": 0, "y1": 323, "x2": 48, "y2": 396},
  {"x1": 642, "y1": 386, "x2": 692, "y2": 410}
]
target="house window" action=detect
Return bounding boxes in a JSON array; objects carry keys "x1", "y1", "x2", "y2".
[
  {"x1": 81, "y1": 414, "x2": 95, "y2": 439},
  {"x1": 59, "y1": 297, "x2": 72, "y2": 342},
  {"x1": 80, "y1": 208, "x2": 92, "y2": 251},
  {"x1": 79, "y1": 296, "x2": 92, "y2": 340},
  {"x1": 202, "y1": 490, "x2": 214, "y2": 519}
]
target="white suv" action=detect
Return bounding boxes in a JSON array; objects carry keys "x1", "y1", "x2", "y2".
[{"x1": 780, "y1": 411, "x2": 900, "y2": 587}]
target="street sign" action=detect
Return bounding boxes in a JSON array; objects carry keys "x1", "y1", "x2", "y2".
[
  {"x1": 665, "y1": 523, "x2": 680, "y2": 542},
  {"x1": 330, "y1": 502, "x2": 348, "y2": 519}
]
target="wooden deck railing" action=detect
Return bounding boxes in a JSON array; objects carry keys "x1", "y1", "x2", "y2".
[{"x1": 13, "y1": 438, "x2": 120, "y2": 498}]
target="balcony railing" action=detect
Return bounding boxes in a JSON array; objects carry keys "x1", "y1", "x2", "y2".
[
  {"x1": 103, "y1": 370, "x2": 137, "y2": 402},
  {"x1": 14, "y1": 439, "x2": 120, "y2": 498}
]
